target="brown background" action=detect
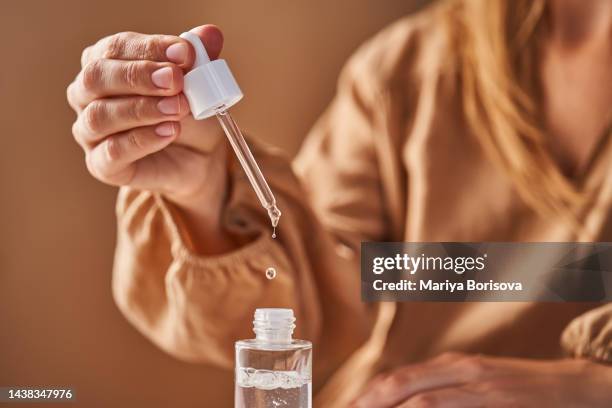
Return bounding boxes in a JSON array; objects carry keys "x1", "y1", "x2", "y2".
[{"x1": 0, "y1": 1, "x2": 426, "y2": 406}]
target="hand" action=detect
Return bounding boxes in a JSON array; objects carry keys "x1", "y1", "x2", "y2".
[
  {"x1": 67, "y1": 25, "x2": 227, "y2": 208},
  {"x1": 67, "y1": 26, "x2": 238, "y2": 253},
  {"x1": 350, "y1": 352, "x2": 612, "y2": 408}
]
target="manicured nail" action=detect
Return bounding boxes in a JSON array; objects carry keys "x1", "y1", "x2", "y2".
[
  {"x1": 155, "y1": 122, "x2": 175, "y2": 137},
  {"x1": 151, "y1": 66, "x2": 174, "y2": 89},
  {"x1": 166, "y1": 42, "x2": 188, "y2": 65},
  {"x1": 157, "y1": 96, "x2": 180, "y2": 115}
]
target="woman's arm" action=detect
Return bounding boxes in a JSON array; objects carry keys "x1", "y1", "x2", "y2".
[{"x1": 110, "y1": 39, "x2": 392, "y2": 372}]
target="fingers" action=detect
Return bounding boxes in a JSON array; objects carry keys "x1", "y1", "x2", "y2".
[
  {"x1": 86, "y1": 122, "x2": 179, "y2": 186},
  {"x1": 81, "y1": 32, "x2": 193, "y2": 69},
  {"x1": 396, "y1": 386, "x2": 480, "y2": 408},
  {"x1": 352, "y1": 356, "x2": 592, "y2": 408},
  {"x1": 68, "y1": 59, "x2": 184, "y2": 109},
  {"x1": 73, "y1": 94, "x2": 190, "y2": 146},
  {"x1": 351, "y1": 352, "x2": 491, "y2": 408},
  {"x1": 68, "y1": 25, "x2": 224, "y2": 114},
  {"x1": 79, "y1": 25, "x2": 224, "y2": 69}
]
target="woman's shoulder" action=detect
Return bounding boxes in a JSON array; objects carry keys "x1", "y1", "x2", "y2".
[{"x1": 342, "y1": 4, "x2": 453, "y2": 94}]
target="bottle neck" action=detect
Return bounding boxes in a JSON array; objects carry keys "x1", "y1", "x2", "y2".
[{"x1": 253, "y1": 308, "x2": 295, "y2": 344}]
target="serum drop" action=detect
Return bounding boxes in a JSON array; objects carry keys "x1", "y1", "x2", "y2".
[
  {"x1": 235, "y1": 309, "x2": 312, "y2": 408},
  {"x1": 265, "y1": 267, "x2": 277, "y2": 280}
]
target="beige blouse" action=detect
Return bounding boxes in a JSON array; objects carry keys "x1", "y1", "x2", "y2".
[{"x1": 111, "y1": 9, "x2": 612, "y2": 407}]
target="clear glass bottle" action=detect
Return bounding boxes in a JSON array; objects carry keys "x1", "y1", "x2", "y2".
[{"x1": 235, "y1": 309, "x2": 312, "y2": 408}]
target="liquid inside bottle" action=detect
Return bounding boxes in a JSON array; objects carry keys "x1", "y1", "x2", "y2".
[{"x1": 235, "y1": 309, "x2": 312, "y2": 408}]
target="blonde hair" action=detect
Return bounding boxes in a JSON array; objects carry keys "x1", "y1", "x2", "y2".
[{"x1": 443, "y1": 0, "x2": 583, "y2": 221}]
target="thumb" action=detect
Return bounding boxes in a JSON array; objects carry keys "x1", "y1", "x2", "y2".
[
  {"x1": 170, "y1": 24, "x2": 224, "y2": 70},
  {"x1": 188, "y1": 24, "x2": 224, "y2": 62}
]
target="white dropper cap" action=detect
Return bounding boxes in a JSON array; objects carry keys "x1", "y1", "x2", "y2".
[{"x1": 179, "y1": 31, "x2": 243, "y2": 120}]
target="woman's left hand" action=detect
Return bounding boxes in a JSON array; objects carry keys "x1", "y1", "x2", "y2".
[{"x1": 349, "y1": 352, "x2": 612, "y2": 408}]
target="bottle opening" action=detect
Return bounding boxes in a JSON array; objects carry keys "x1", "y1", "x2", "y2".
[{"x1": 253, "y1": 308, "x2": 296, "y2": 344}]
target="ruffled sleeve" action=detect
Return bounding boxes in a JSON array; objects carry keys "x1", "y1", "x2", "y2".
[
  {"x1": 561, "y1": 304, "x2": 612, "y2": 363},
  {"x1": 112, "y1": 149, "x2": 319, "y2": 367}
]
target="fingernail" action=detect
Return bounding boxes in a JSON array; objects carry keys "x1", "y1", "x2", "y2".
[
  {"x1": 151, "y1": 67, "x2": 174, "y2": 89},
  {"x1": 166, "y1": 42, "x2": 188, "y2": 64},
  {"x1": 157, "y1": 96, "x2": 180, "y2": 115},
  {"x1": 155, "y1": 122, "x2": 175, "y2": 137}
]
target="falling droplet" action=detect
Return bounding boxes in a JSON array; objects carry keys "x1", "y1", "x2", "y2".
[
  {"x1": 272, "y1": 226, "x2": 277, "y2": 239},
  {"x1": 265, "y1": 267, "x2": 277, "y2": 280}
]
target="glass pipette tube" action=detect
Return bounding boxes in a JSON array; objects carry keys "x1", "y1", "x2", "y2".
[{"x1": 216, "y1": 109, "x2": 281, "y2": 231}]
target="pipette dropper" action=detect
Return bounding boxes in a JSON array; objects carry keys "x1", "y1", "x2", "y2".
[
  {"x1": 179, "y1": 32, "x2": 281, "y2": 231},
  {"x1": 215, "y1": 110, "x2": 281, "y2": 229}
]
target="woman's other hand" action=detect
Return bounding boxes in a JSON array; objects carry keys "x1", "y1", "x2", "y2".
[{"x1": 350, "y1": 352, "x2": 612, "y2": 408}]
